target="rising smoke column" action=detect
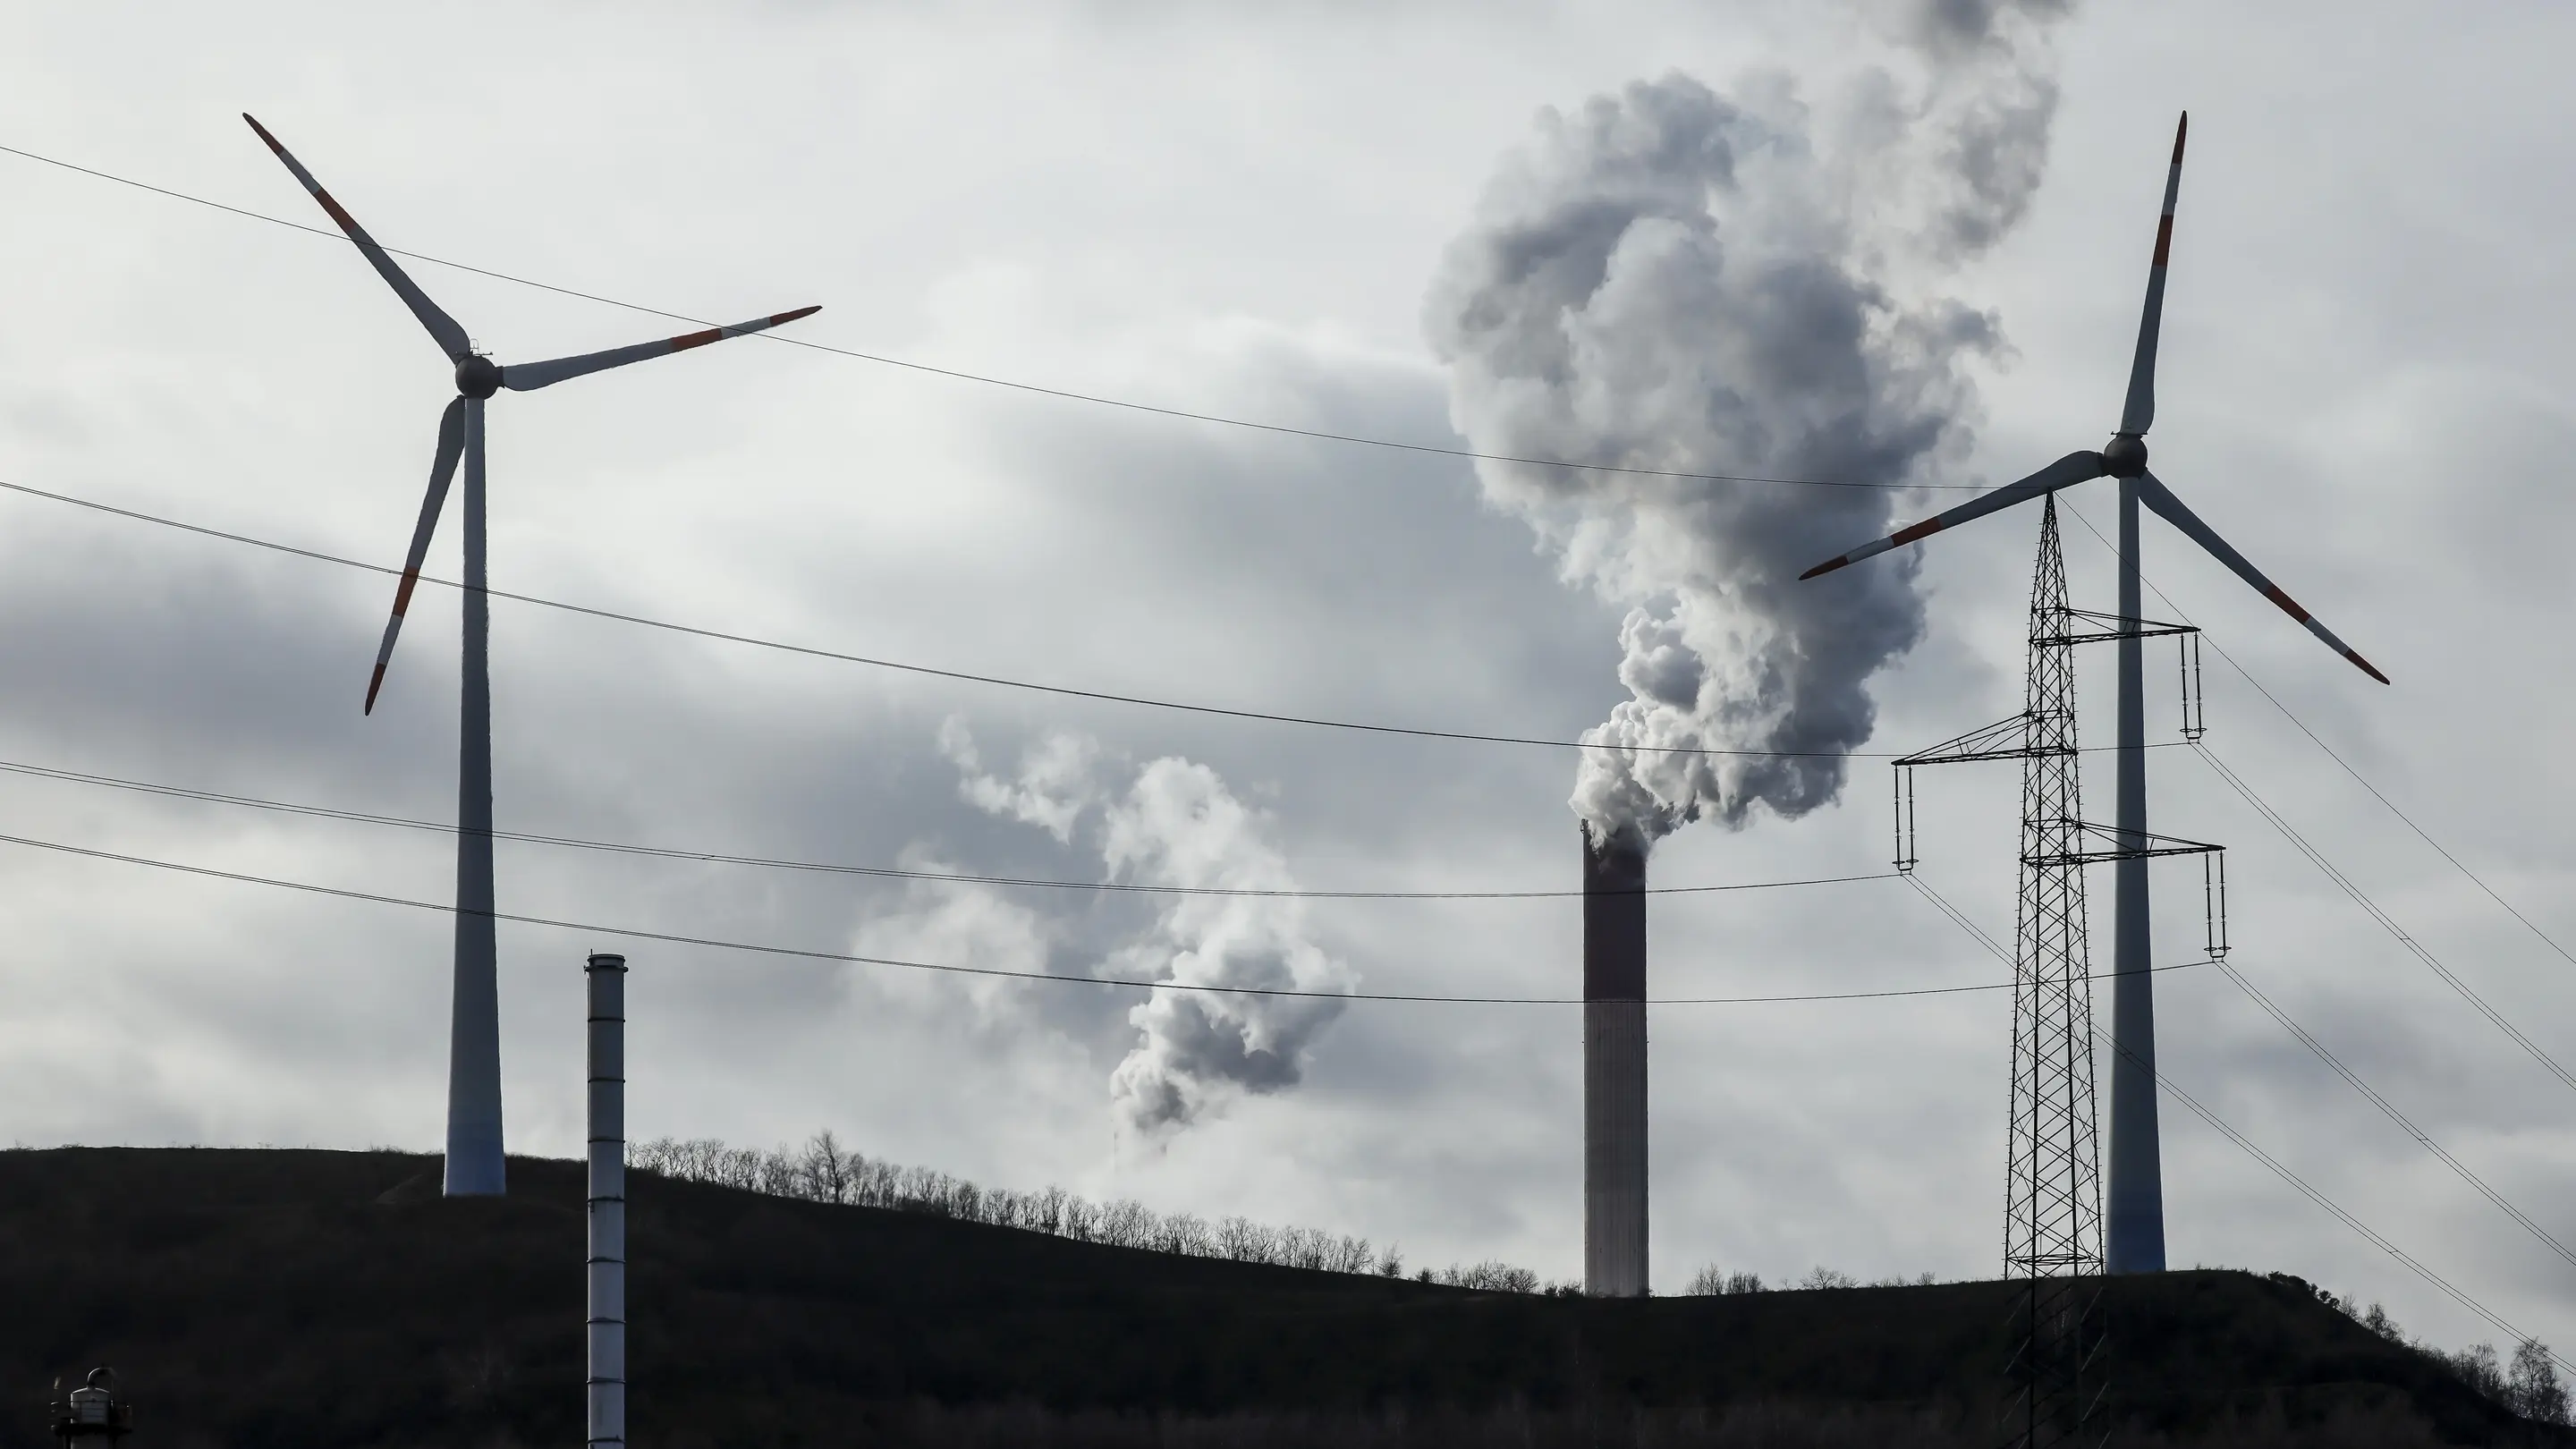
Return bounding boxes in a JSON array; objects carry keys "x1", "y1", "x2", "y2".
[
  {"x1": 1426, "y1": 1, "x2": 2073, "y2": 848},
  {"x1": 1097, "y1": 758, "x2": 1352, "y2": 1133},
  {"x1": 943, "y1": 724, "x2": 1353, "y2": 1134}
]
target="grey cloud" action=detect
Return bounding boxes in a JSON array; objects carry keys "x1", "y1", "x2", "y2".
[{"x1": 1898, "y1": 0, "x2": 2075, "y2": 55}]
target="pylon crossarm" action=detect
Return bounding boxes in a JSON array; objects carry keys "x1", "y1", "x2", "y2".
[
  {"x1": 1890, "y1": 708, "x2": 2079, "y2": 872},
  {"x1": 2035, "y1": 608, "x2": 2198, "y2": 648},
  {"x1": 2026, "y1": 821, "x2": 2221, "y2": 869},
  {"x1": 1894, "y1": 713, "x2": 2067, "y2": 767}
]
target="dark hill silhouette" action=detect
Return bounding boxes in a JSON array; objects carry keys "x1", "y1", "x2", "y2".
[{"x1": 0, "y1": 1148, "x2": 2556, "y2": 1447}]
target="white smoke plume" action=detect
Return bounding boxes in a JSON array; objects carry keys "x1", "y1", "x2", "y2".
[
  {"x1": 943, "y1": 724, "x2": 1354, "y2": 1135},
  {"x1": 1426, "y1": 0, "x2": 2074, "y2": 849},
  {"x1": 937, "y1": 717, "x2": 1100, "y2": 843}
]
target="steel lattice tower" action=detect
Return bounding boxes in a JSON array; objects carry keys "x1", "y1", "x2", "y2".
[
  {"x1": 2002, "y1": 496, "x2": 2106, "y2": 1446},
  {"x1": 1893, "y1": 500, "x2": 2229, "y2": 1447},
  {"x1": 1889, "y1": 497, "x2": 2115, "y2": 1445}
]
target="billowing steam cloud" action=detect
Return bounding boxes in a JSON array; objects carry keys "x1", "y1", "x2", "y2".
[
  {"x1": 1426, "y1": 0, "x2": 2074, "y2": 848},
  {"x1": 941, "y1": 723, "x2": 1353, "y2": 1134}
]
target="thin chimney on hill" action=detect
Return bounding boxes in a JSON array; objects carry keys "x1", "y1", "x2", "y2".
[
  {"x1": 588, "y1": 953, "x2": 628, "y2": 1449},
  {"x1": 1582, "y1": 823, "x2": 1648, "y2": 1296}
]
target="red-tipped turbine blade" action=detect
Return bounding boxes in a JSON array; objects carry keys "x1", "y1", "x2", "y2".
[
  {"x1": 501, "y1": 305, "x2": 823, "y2": 393},
  {"x1": 366, "y1": 397, "x2": 467, "y2": 715},
  {"x1": 2118, "y1": 113, "x2": 2188, "y2": 437},
  {"x1": 242, "y1": 114, "x2": 473, "y2": 364},
  {"x1": 1799, "y1": 451, "x2": 2107, "y2": 580},
  {"x1": 2136, "y1": 470, "x2": 2387, "y2": 684}
]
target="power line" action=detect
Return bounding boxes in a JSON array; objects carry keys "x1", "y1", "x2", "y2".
[
  {"x1": 0, "y1": 824, "x2": 2217, "y2": 1007},
  {"x1": 1902, "y1": 870, "x2": 2575, "y2": 1375},
  {"x1": 2107, "y1": 1011, "x2": 2576, "y2": 1377},
  {"x1": 2055, "y1": 502, "x2": 2576, "y2": 1096},
  {"x1": 0, "y1": 752, "x2": 1892, "y2": 902},
  {"x1": 2191, "y1": 741, "x2": 2576, "y2": 1096},
  {"x1": 0, "y1": 476, "x2": 1864, "y2": 761},
  {"x1": 0, "y1": 473, "x2": 2189, "y2": 764},
  {"x1": 2236, "y1": 693, "x2": 2576, "y2": 978},
  {"x1": 2207, "y1": 953, "x2": 2576, "y2": 1275},
  {"x1": 1904, "y1": 868, "x2": 2015, "y2": 962},
  {"x1": 2188, "y1": 751, "x2": 2576, "y2": 1310},
  {"x1": 0, "y1": 139, "x2": 1979, "y2": 495},
  {"x1": 2120, "y1": 522, "x2": 2576, "y2": 980}
]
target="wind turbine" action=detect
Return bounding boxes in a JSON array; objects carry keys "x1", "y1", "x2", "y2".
[
  {"x1": 245, "y1": 114, "x2": 818, "y2": 1197},
  {"x1": 1799, "y1": 114, "x2": 2385, "y2": 1273}
]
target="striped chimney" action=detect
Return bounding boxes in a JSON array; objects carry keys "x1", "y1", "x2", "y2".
[{"x1": 586, "y1": 953, "x2": 628, "y2": 1449}]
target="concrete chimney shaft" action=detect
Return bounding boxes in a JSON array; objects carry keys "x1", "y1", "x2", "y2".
[{"x1": 1582, "y1": 824, "x2": 1648, "y2": 1296}]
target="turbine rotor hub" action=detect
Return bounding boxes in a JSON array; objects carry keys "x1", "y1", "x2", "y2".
[
  {"x1": 454, "y1": 354, "x2": 502, "y2": 399},
  {"x1": 2101, "y1": 433, "x2": 2148, "y2": 478}
]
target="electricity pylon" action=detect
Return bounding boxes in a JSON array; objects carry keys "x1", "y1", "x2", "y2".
[
  {"x1": 1999, "y1": 498, "x2": 2106, "y2": 1447},
  {"x1": 1891, "y1": 497, "x2": 2227, "y2": 1445}
]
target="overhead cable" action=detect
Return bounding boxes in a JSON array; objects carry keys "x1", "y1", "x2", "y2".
[
  {"x1": 2208, "y1": 953, "x2": 2576, "y2": 1275},
  {"x1": 2191, "y1": 741, "x2": 2576, "y2": 1097},
  {"x1": 0, "y1": 477, "x2": 1852, "y2": 759},
  {"x1": 2140, "y1": 531, "x2": 2576, "y2": 979},
  {"x1": 0, "y1": 753, "x2": 1891, "y2": 902},
  {"x1": 2058, "y1": 502, "x2": 2576, "y2": 1096},
  {"x1": 2106, "y1": 1011, "x2": 2575, "y2": 1377},
  {"x1": 0, "y1": 139, "x2": 1976, "y2": 495},
  {"x1": 0, "y1": 474, "x2": 2181, "y2": 762},
  {"x1": 0, "y1": 826, "x2": 2215, "y2": 1007}
]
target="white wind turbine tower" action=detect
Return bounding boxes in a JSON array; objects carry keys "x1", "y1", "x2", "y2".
[
  {"x1": 1800, "y1": 114, "x2": 2385, "y2": 1273},
  {"x1": 246, "y1": 114, "x2": 819, "y2": 1197}
]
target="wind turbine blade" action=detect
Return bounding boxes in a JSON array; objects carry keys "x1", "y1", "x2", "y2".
[
  {"x1": 501, "y1": 306, "x2": 822, "y2": 393},
  {"x1": 242, "y1": 114, "x2": 473, "y2": 364},
  {"x1": 1798, "y1": 451, "x2": 2106, "y2": 580},
  {"x1": 366, "y1": 397, "x2": 468, "y2": 715},
  {"x1": 2119, "y1": 113, "x2": 2188, "y2": 436},
  {"x1": 2137, "y1": 470, "x2": 2387, "y2": 684}
]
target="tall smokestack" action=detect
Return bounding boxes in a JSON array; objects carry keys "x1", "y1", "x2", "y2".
[
  {"x1": 586, "y1": 952, "x2": 627, "y2": 1449},
  {"x1": 1582, "y1": 823, "x2": 1648, "y2": 1296}
]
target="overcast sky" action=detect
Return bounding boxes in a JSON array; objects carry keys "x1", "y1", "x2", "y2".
[{"x1": 4, "y1": 0, "x2": 2575, "y2": 1355}]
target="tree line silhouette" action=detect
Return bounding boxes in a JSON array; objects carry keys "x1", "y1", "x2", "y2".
[
  {"x1": 626, "y1": 1133, "x2": 2575, "y2": 1429},
  {"x1": 630, "y1": 1131, "x2": 1556, "y2": 1293}
]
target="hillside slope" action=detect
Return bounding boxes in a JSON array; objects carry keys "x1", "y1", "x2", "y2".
[{"x1": 0, "y1": 1148, "x2": 2553, "y2": 1447}]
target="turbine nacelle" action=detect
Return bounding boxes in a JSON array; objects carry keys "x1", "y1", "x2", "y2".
[
  {"x1": 2101, "y1": 433, "x2": 2148, "y2": 478},
  {"x1": 455, "y1": 354, "x2": 503, "y2": 399}
]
